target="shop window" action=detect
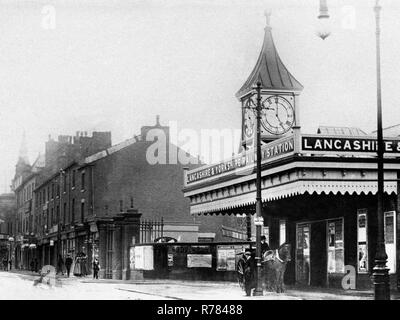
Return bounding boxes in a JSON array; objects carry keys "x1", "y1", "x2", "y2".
[
  {"x1": 357, "y1": 209, "x2": 368, "y2": 273},
  {"x1": 279, "y1": 220, "x2": 286, "y2": 245},
  {"x1": 327, "y1": 218, "x2": 344, "y2": 274},
  {"x1": 384, "y1": 211, "x2": 396, "y2": 274}
]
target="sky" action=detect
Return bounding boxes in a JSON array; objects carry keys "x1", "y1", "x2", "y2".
[{"x1": 0, "y1": 0, "x2": 399, "y2": 192}]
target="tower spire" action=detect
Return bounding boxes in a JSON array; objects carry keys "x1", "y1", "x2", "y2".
[{"x1": 236, "y1": 12, "x2": 303, "y2": 99}]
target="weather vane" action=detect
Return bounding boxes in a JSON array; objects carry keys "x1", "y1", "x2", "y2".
[{"x1": 264, "y1": 10, "x2": 272, "y2": 27}]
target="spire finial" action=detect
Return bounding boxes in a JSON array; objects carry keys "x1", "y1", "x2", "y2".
[{"x1": 264, "y1": 10, "x2": 272, "y2": 27}]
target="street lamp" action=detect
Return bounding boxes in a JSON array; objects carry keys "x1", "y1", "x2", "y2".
[
  {"x1": 253, "y1": 82, "x2": 265, "y2": 296},
  {"x1": 243, "y1": 81, "x2": 265, "y2": 296},
  {"x1": 316, "y1": 0, "x2": 331, "y2": 40},
  {"x1": 372, "y1": 0, "x2": 390, "y2": 300},
  {"x1": 315, "y1": 0, "x2": 390, "y2": 299}
]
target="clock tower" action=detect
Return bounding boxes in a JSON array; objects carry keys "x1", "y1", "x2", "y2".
[{"x1": 237, "y1": 12, "x2": 303, "y2": 150}]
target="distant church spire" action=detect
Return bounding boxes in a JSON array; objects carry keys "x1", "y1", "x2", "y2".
[{"x1": 18, "y1": 131, "x2": 30, "y2": 165}]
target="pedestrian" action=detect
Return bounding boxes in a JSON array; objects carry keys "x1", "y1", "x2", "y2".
[
  {"x1": 65, "y1": 254, "x2": 73, "y2": 277},
  {"x1": 260, "y1": 235, "x2": 271, "y2": 256},
  {"x1": 92, "y1": 258, "x2": 100, "y2": 279},
  {"x1": 34, "y1": 258, "x2": 38, "y2": 273},
  {"x1": 243, "y1": 248, "x2": 256, "y2": 296},
  {"x1": 57, "y1": 254, "x2": 64, "y2": 275},
  {"x1": 30, "y1": 260, "x2": 35, "y2": 272},
  {"x1": 80, "y1": 252, "x2": 87, "y2": 277},
  {"x1": 2, "y1": 258, "x2": 7, "y2": 271},
  {"x1": 8, "y1": 259, "x2": 12, "y2": 271},
  {"x1": 73, "y1": 253, "x2": 82, "y2": 276}
]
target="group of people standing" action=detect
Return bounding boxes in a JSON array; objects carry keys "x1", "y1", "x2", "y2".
[{"x1": 56, "y1": 252, "x2": 100, "y2": 279}]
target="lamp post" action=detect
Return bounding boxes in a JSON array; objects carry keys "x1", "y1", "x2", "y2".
[
  {"x1": 253, "y1": 81, "x2": 264, "y2": 296},
  {"x1": 315, "y1": 0, "x2": 390, "y2": 299},
  {"x1": 372, "y1": 0, "x2": 390, "y2": 300}
]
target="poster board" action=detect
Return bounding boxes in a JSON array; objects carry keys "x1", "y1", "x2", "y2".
[
  {"x1": 133, "y1": 245, "x2": 154, "y2": 270},
  {"x1": 216, "y1": 244, "x2": 250, "y2": 271},
  {"x1": 187, "y1": 254, "x2": 212, "y2": 268}
]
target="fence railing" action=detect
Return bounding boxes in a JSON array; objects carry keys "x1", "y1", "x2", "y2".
[{"x1": 140, "y1": 218, "x2": 164, "y2": 243}]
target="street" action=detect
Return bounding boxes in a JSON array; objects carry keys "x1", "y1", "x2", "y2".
[{"x1": 1, "y1": 270, "x2": 397, "y2": 300}]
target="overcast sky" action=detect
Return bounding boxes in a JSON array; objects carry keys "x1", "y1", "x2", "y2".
[{"x1": 0, "y1": 0, "x2": 399, "y2": 192}]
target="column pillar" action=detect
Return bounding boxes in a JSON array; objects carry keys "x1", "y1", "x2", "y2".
[
  {"x1": 120, "y1": 209, "x2": 141, "y2": 280},
  {"x1": 98, "y1": 224, "x2": 107, "y2": 279},
  {"x1": 112, "y1": 224, "x2": 122, "y2": 280}
]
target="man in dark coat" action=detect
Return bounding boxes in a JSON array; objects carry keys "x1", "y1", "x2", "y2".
[
  {"x1": 243, "y1": 249, "x2": 256, "y2": 296},
  {"x1": 261, "y1": 236, "x2": 271, "y2": 256},
  {"x1": 65, "y1": 254, "x2": 73, "y2": 277},
  {"x1": 92, "y1": 258, "x2": 100, "y2": 279},
  {"x1": 57, "y1": 255, "x2": 64, "y2": 275}
]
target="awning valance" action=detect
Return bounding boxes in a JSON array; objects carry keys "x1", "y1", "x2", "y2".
[{"x1": 190, "y1": 180, "x2": 398, "y2": 215}]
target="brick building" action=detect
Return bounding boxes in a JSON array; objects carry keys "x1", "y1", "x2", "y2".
[{"x1": 0, "y1": 193, "x2": 16, "y2": 266}]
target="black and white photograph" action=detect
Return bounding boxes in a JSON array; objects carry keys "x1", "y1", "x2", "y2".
[{"x1": 0, "y1": 0, "x2": 400, "y2": 307}]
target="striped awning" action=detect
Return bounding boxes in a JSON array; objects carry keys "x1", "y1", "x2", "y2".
[{"x1": 191, "y1": 180, "x2": 398, "y2": 215}]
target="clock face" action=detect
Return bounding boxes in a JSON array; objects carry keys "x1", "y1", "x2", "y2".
[
  {"x1": 261, "y1": 95, "x2": 295, "y2": 135},
  {"x1": 243, "y1": 101, "x2": 256, "y2": 139}
]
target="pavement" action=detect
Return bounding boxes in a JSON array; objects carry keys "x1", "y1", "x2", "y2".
[{"x1": 1, "y1": 269, "x2": 399, "y2": 300}]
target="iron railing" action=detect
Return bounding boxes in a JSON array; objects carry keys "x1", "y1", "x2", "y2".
[{"x1": 140, "y1": 218, "x2": 164, "y2": 243}]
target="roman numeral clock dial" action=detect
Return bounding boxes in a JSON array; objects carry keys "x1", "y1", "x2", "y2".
[
  {"x1": 243, "y1": 99, "x2": 256, "y2": 139},
  {"x1": 261, "y1": 95, "x2": 295, "y2": 135}
]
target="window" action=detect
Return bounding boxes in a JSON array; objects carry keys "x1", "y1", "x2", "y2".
[
  {"x1": 81, "y1": 202, "x2": 85, "y2": 223},
  {"x1": 51, "y1": 208, "x2": 54, "y2": 225},
  {"x1": 72, "y1": 170, "x2": 76, "y2": 188},
  {"x1": 279, "y1": 220, "x2": 286, "y2": 245},
  {"x1": 57, "y1": 183, "x2": 60, "y2": 197},
  {"x1": 119, "y1": 200, "x2": 123, "y2": 212},
  {"x1": 63, "y1": 175, "x2": 67, "y2": 192},
  {"x1": 327, "y1": 218, "x2": 344, "y2": 274},
  {"x1": 56, "y1": 205, "x2": 60, "y2": 224},
  {"x1": 63, "y1": 203, "x2": 67, "y2": 225},
  {"x1": 71, "y1": 199, "x2": 75, "y2": 223},
  {"x1": 384, "y1": 211, "x2": 397, "y2": 274},
  {"x1": 81, "y1": 172, "x2": 85, "y2": 190},
  {"x1": 357, "y1": 209, "x2": 368, "y2": 273},
  {"x1": 51, "y1": 183, "x2": 54, "y2": 199},
  {"x1": 130, "y1": 197, "x2": 134, "y2": 208}
]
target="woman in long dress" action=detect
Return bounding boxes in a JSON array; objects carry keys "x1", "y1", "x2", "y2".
[{"x1": 73, "y1": 253, "x2": 82, "y2": 276}]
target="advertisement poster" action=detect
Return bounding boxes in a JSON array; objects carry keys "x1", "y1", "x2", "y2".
[
  {"x1": 133, "y1": 246, "x2": 154, "y2": 270},
  {"x1": 216, "y1": 245, "x2": 249, "y2": 271},
  {"x1": 167, "y1": 253, "x2": 174, "y2": 267},
  {"x1": 187, "y1": 254, "x2": 212, "y2": 268}
]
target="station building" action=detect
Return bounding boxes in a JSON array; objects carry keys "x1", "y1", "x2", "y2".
[{"x1": 183, "y1": 18, "x2": 400, "y2": 290}]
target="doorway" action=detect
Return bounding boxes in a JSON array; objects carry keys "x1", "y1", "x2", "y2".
[
  {"x1": 296, "y1": 223, "x2": 310, "y2": 285},
  {"x1": 310, "y1": 221, "x2": 327, "y2": 286}
]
